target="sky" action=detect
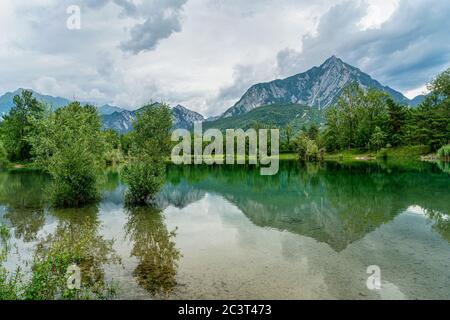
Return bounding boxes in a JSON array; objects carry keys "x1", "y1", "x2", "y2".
[{"x1": 0, "y1": 0, "x2": 449, "y2": 116}]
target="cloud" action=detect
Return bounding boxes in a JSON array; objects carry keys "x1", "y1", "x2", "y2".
[
  {"x1": 275, "y1": 0, "x2": 450, "y2": 91},
  {"x1": 120, "y1": 0, "x2": 188, "y2": 54},
  {"x1": 0, "y1": 0, "x2": 448, "y2": 117}
]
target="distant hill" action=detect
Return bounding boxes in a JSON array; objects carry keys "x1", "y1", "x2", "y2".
[
  {"x1": 0, "y1": 89, "x2": 70, "y2": 115},
  {"x1": 0, "y1": 89, "x2": 204, "y2": 132},
  {"x1": 410, "y1": 94, "x2": 429, "y2": 107},
  {"x1": 204, "y1": 103, "x2": 323, "y2": 132},
  {"x1": 221, "y1": 56, "x2": 415, "y2": 118},
  {"x1": 0, "y1": 89, "x2": 125, "y2": 116},
  {"x1": 98, "y1": 104, "x2": 125, "y2": 115},
  {"x1": 102, "y1": 104, "x2": 205, "y2": 133}
]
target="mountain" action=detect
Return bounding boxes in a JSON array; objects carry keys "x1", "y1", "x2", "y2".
[
  {"x1": 410, "y1": 94, "x2": 429, "y2": 107},
  {"x1": 0, "y1": 89, "x2": 124, "y2": 116},
  {"x1": 171, "y1": 104, "x2": 205, "y2": 129},
  {"x1": 221, "y1": 56, "x2": 411, "y2": 118},
  {"x1": 102, "y1": 103, "x2": 205, "y2": 133},
  {"x1": 0, "y1": 88, "x2": 70, "y2": 115},
  {"x1": 98, "y1": 104, "x2": 124, "y2": 115},
  {"x1": 0, "y1": 89, "x2": 204, "y2": 132},
  {"x1": 204, "y1": 103, "x2": 323, "y2": 132}
]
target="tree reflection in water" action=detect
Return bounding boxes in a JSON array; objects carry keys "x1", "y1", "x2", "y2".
[
  {"x1": 0, "y1": 170, "x2": 49, "y2": 242},
  {"x1": 26, "y1": 205, "x2": 121, "y2": 299},
  {"x1": 125, "y1": 206, "x2": 180, "y2": 296}
]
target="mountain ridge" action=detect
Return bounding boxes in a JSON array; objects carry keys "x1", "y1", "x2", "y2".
[
  {"x1": 101, "y1": 103, "x2": 205, "y2": 133},
  {"x1": 221, "y1": 56, "x2": 413, "y2": 118},
  {"x1": 0, "y1": 89, "x2": 204, "y2": 132},
  {"x1": 0, "y1": 88, "x2": 126, "y2": 116}
]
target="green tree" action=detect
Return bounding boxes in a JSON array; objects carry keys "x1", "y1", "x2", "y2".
[
  {"x1": 123, "y1": 104, "x2": 172, "y2": 206},
  {"x1": 0, "y1": 90, "x2": 45, "y2": 161},
  {"x1": 437, "y1": 145, "x2": 450, "y2": 162},
  {"x1": 307, "y1": 124, "x2": 319, "y2": 141},
  {"x1": 429, "y1": 68, "x2": 450, "y2": 99},
  {"x1": 103, "y1": 129, "x2": 123, "y2": 165},
  {"x1": 370, "y1": 126, "x2": 387, "y2": 151},
  {"x1": 295, "y1": 132, "x2": 319, "y2": 161},
  {"x1": 386, "y1": 98, "x2": 408, "y2": 146},
  {"x1": 0, "y1": 141, "x2": 8, "y2": 166},
  {"x1": 30, "y1": 102, "x2": 106, "y2": 207}
]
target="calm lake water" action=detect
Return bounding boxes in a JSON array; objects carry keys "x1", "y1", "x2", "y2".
[{"x1": 1, "y1": 161, "x2": 450, "y2": 299}]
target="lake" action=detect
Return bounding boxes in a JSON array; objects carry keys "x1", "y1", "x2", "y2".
[{"x1": 1, "y1": 160, "x2": 450, "y2": 299}]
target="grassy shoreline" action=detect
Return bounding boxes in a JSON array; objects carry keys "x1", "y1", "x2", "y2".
[{"x1": 2, "y1": 145, "x2": 445, "y2": 172}]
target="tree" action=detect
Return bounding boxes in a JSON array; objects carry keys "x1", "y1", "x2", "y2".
[
  {"x1": 282, "y1": 124, "x2": 294, "y2": 152},
  {"x1": 123, "y1": 103, "x2": 172, "y2": 206},
  {"x1": 386, "y1": 98, "x2": 408, "y2": 147},
  {"x1": 103, "y1": 129, "x2": 123, "y2": 165},
  {"x1": 437, "y1": 145, "x2": 450, "y2": 162},
  {"x1": 429, "y1": 68, "x2": 450, "y2": 99},
  {"x1": 0, "y1": 90, "x2": 45, "y2": 161},
  {"x1": 0, "y1": 141, "x2": 7, "y2": 166},
  {"x1": 370, "y1": 126, "x2": 387, "y2": 151},
  {"x1": 307, "y1": 124, "x2": 319, "y2": 141},
  {"x1": 30, "y1": 102, "x2": 106, "y2": 207},
  {"x1": 295, "y1": 132, "x2": 319, "y2": 162}
]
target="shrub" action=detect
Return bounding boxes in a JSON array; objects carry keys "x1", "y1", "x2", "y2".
[
  {"x1": 437, "y1": 145, "x2": 450, "y2": 161},
  {"x1": 123, "y1": 104, "x2": 172, "y2": 206},
  {"x1": 123, "y1": 159, "x2": 166, "y2": 206},
  {"x1": 30, "y1": 102, "x2": 106, "y2": 207}
]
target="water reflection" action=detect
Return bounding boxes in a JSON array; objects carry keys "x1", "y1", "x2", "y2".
[
  {"x1": 1, "y1": 160, "x2": 449, "y2": 299},
  {"x1": 125, "y1": 206, "x2": 180, "y2": 296},
  {"x1": 164, "y1": 161, "x2": 450, "y2": 251},
  {"x1": 0, "y1": 170, "x2": 49, "y2": 242},
  {"x1": 20, "y1": 205, "x2": 121, "y2": 299}
]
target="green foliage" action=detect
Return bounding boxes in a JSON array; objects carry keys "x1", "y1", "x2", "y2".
[
  {"x1": 295, "y1": 132, "x2": 319, "y2": 161},
  {"x1": 203, "y1": 103, "x2": 323, "y2": 132},
  {"x1": 1, "y1": 223, "x2": 23, "y2": 300},
  {"x1": 324, "y1": 70, "x2": 450, "y2": 154},
  {"x1": 370, "y1": 126, "x2": 387, "y2": 151},
  {"x1": 30, "y1": 102, "x2": 106, "y2": 207},
  {"x1": 437, "y1": 145, "x2": 450, "y2": 161},
  {"x1": 0, "y1": 90, "x2": 45, "y2": 161},
  {"x1": 120, "y1": 132, "x2": 134, "y2": 157},
  {"x1": 123, "y1": 160, "x2": 166, "y2": 205},
  {"x1": 0, "y1": 217, "x2": 119, "y2": 300},
  {"x1": 323, "y1": 83, "x2": 389, "y2": 151},
  {"x1": 23, "y1": 215, "x2": 119, "y2": 300},
  {"x1": 103, "y1": 129, "x2": 123, "y2": 165},
  {"x1": 386, "y1": 98, "x2": 408, "y2": 146},
  {"x1": 0, "y1": 140, "x2": 8, "y2": 166},
  {"x1": 123, "y1": 103, "x2": 172, "y2": 206},
  {"x1": 281, "y1": 124, "x2": 295, "y2": 152},
  {"x1": 429, "y1": 68, "x2": 450, "y2": 99}
]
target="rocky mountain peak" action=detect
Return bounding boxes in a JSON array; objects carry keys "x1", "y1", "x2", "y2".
[{"x1": 221, "y1": 56, "x2": 411, "y2": 118}]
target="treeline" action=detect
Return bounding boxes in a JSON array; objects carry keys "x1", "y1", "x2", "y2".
[
  {"x1": 0, "y1": 92, "x2": 172, "y2": 208},
  {"x1": 281, "y1": 68, "x2": 450, "y2": 160}
]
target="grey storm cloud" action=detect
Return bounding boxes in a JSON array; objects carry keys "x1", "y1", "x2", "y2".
[
  {"x1": 84, "y1": 0, "x2": 187, "y2": 53},
  {"x1": 120, "y1": 0, "x2": 188, "y2": 54},
  {"x1": 276, "y1": 0, "x2": 450, "y2": 91}
]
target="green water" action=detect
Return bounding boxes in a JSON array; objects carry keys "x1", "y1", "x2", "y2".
[{"x1": 1, "y1": 161, "x2": 450, "y2": 299}]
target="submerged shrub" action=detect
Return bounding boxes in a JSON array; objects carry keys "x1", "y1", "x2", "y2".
[
  {"x1": 123, "y1": 159, "x2": 166, "y2": 206},
  {"x1": 30, "y1": 102, "x2": 106, "y2": 207},
  {"x1": 123, "y1": 104, "x2": 172, "y2": 206}
]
